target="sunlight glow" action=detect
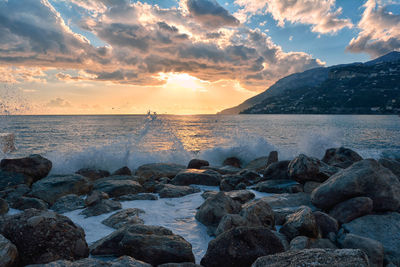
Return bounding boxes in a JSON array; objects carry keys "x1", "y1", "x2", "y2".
[{"x1": 157, "y1": 72, "x2": 209, "y2": 92}]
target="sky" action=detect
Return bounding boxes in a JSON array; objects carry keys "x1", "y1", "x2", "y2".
[{"x1": 0, "y1": 0, "x2": 399, "y2": 115}]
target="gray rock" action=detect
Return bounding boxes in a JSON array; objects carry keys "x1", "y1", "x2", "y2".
[
  {"x1": 237, "y1": 169, "x2": 260, "y2": 181},
  {"x1": 51, "y1": 195, "x2": 85, "y2": 214},
  {"x1": 240, "y1": 199, "x2": 275, "y2": 229},
  {"x1": 244, "y1": 157, "x2": 269, "y2": 171},
  {"x1": 80, "y1": 199, "x2": 122, "y2": 217},
  {"x1": 219, "y1": 175, "x2": 249, "y2": 191},
  {"x1": 135, "y1": 163, "x2": 185, "y2": 179},
  {"x1": 311, "y1": 159, "x2": 400, "y2": 211},
  {"x1": 313, "y1": 211, "x2": 339, "y2": 238},
  {"x1": 322, "y1": 147, "x2": 363, "y2": 169},
  {"x1": 288, "y1": 154, "x2": 339, "y2": 183},
  {"x1": 303, "y1": 181, "x2": 321, "y2": 194},
  {"x1": 112, "y1": 166, "x2": 132, "y2": 176},
  {"x1": 226, "y1": 190, "x2": 255, "y2": 204},
  {"x1": 85, "y1": 191, "x2": 109, "y2": 206},
  {"x1": 1, "y1": 154, "x2": 52, "y2": 182},
  {"x1": 159, "y1": 184, "x2": 200, "y2": 198},
  {"x1": 252, "y1": 248, "x2": 369, "y2": 267},
  {"x1": 102, "y1": 208, "x2": 144, "y2": 229},
  {"x1": 273, "y1": 206, "x2": 304, "y2": 225},
  {"x1": 25, "y1": 256, "x2": 152, "y2": 267},
  {"x1": 0, "y1": 170, "x2": 32, "y2": 190},
  {"x1": 378, "y1": 158, "x2": 400, "y2": 179},
  {"x1": 0, "y1": 198, "x2": 9, "y2": 215},
  {"x1": 187, "y1": 159, "x2": 209, "y2": 169},
  {"x1": 222, "y1": 157, "x2": 241, "y2": 168},
  {"x1": 215, "y1": 214, "x2": 247, "y2": 236},
  {"x1": 0, "y1": 209, "x2": 88, "y2": 266},
  {"x1": 290, "y1": 237, "x2": 337, "y2": 250},
  {"x1": 342, "y1": 212, "x2": 400, "y2": 266},
  {"x1": 30, "y1": 174, "x2": 92, "y2": 205},
  {"x1": 93, "y1": 179, "x2": 143, "y2": 198},
  {"x1": 200, "y1": 226, "x2": 285, "y2": 267},
  {"x1": 201, "y1": 165, "x2": 241, "y2": 175},
  {"x1": 0, "y1": 234, "x2": 18, "y2": 267},
  {"x1": 158, "y1": 263, "x2": 202, "y2": 267},
  {"x1": 114, "y1": 193, "x2": 158, "y2": 201},
  {"x1": 90, "y1": 225, "x2": 195, "y2": 266},
  {"x1": 75, "y1": 168, "x2": 110, "y2": 181},
  {"x1": 172, "y1": 169, "x2": 221, "y2": 186},
  {"x1": 253, "y1": 180, "x2": 303, "y2": 194},
  {"x1": 329, "y1": 197, "x2": 373, "y2": 224},
  {"x1": 0, "y1": 184, "x2": 30, "y2": 204},
  {"x1": 259, "y1": 161, "x2": 290, "y2": 181},
  {"x1": 279, "y1": 206, "x2": 318, "y2": 240},
  {"x1": 12, "y1": 196, "x2": 48, "y2": 210},
  {"x1": 267, "y1": 151, "x2": 279, "y2": 166},
  {"x1": 260, "y1": 193, "x2": 312, "y2": 209}
]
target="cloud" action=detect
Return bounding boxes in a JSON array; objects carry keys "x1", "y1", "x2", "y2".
[
  {"x1": 346, "y1": 0, "x2": 400, "y2": 57},
  {"x1": 0, "y1": 66, "x2": 46, "y2": 83},
  {"x1": 234, "y1": 0, "x2": 353, "y2": 34},
  {"x1": 45, "y1": 97, "x2": 72, "y2": 108}
]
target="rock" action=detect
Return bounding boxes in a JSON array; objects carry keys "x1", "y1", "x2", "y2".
[
  {"x1": 215, "y1": 214, "x2": 247, "y2": 236},
  {"x1": 253, "y1": 180, "x2": 303, "y2": 194},
  {"x1": 378, "y1": 158, "x2": 400, "y2": 178},
  {"x1": 172, "y1": 169, "x2": 221, "y2": 186},
  {"x1": 267, "y1": 151, "x2": 278, "y2": 166},
  {"x1": 237, "y1": 169, "x2": 260, "y2": 181},
  {"x1": 226, "y1": 190, "x2": 255, "y2": 204},
  {"x1": 1, "y1": 154, "x2": 52, "y2": 182},
  {"x1": 12, "y1": 196, "x2": 48, "y2": 210},
  {"x1": 200, "y1": 226, "x2": 285, "y2": 267},
  {"x1": 0, "y1": 234, "x2": 18, "y2": 267},
  {"x1": 0, "y1": 209, "x2": 89, "y2": 266},
  {"x1": 195, "y1": 192, "x2": 241, "y2": 228},
  {"x1": 201, "y1": 165, "x2": 241, "y2": 175},
  {"x1": 114, "y1": 193, "x2": 158, "y2": 201},
  {"x1": 90, "y1": 225, "x2": 195, "y2": 266},
  {"x1": 112, "y1": 166, "x2": 132, "y2": 176},
  {"x1": 252, "y1": 248, "x2": 369, "y2": 267},
  {"x1": 0, "y1": 170, "x2": 32, "y2": 190},
  {"x1": 273, "y1": 207, "x2": 304, "y2": 225},
  {"x1": 25, "y1": 256, "x2": 152, "y2": 267},
  {"x1": 338, "y1": 233, "x2": 384, "y2": 267},
  {"x1": 187, "y1": 159, "x2": 209, "y2": 169},
  {"x1": 329, "y1": 197, "x2": 373, "y2": 224},
  {"x1": 102, "y1": 208, "x2": 144, "y2": 229},
  {"x1": 313, "y1": 211, "x2": 339, "y2": 238},
  {"x1": 0, "y1": 184, "x2": 30, "y2": 204},
  {"x1": 260, "y1": 193, "x2": 312, "y2": 209},
  {"x1": 289, "y1": 236, "x2": 310, "y2": 250},
  {"x1": 272, "y1": 230, "x2": 290, "y2": 251},
  {"x1": 135, "y1": 163, "x2": 185, "y2": 179},
  {"x1": 322, "y1": 147, "x2": 363, "y2": 169},
  {"x1": 342, "y1": 212, "x2": 400, "y2": 266},
  {"x1": 279, "y1": 206, "x2": 318, "y2": 240},
  {"x1": 311, "y1": 159, "x2": 400, "y2": 211},
  {"x1": 159, "y1": 184, "x2": 200, "y2": 198},
  {"x1": 303, "y1": 181, "x2": 321, "y2": 193},
  {"x1": 222, "y1": 157, "x2": 241, "y2": 168},
  {"x1": 0, "y1": 198, "x2": 9, "y2": 215},
  {"x1": 288, "y1": 154, "x2": 339, "y2": 183},
  {"x1": 240, "y1": 199, "x2": 275, "y2": 229},
  {"x1": 219, "y1": 175, "x2": 247, "y2": 191},
  {"x1": 259, "y1": 161, "x2": 290, "y2": 181},
  {"x1": 30, "y1": 174, "x2": 92, "y2": 205},
  {"x1": 244, "y1": 157, "x2": 268, "y2": 171},
  {"x1": 51, "y1": 195, "x2": 85, "y2": 214},
  {"x1": 158, "y1": 263, "x2": 202, "y2": 267},
  {"x1": 93, "y1": 179, "x2": 143, "y2": 198},
  {"x1": 75, "y1": 168, "x2": 110, "y2": 181},
  {"x1": 79, "y1": 199, "x2": 121, "y2": 217},
  {"x1": 84, "y1": 191, "x2": 109, "y2": 206}
]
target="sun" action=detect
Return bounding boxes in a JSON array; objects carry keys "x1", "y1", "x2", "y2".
[{"x1": 157, "y1": 72, "x2": 209, "y2": 92}]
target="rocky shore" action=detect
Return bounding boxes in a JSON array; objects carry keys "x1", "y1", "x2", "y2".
[{"x1": 0, "y1": 148, "x2": 399, "y2": 266}]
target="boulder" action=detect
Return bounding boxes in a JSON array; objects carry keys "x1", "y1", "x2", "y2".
[
  {"x1": 201, "y1": 165, "x2": 241, "y2": 175},
  {"x1": 200, "y1": 226, "x2": 285, "y2": 267},
  {"x1": 159, "y1": 184, "x2": 200, "y2": 198},
  {"x1": 0, "y1": 234, "x2": 18, "y2": 267},
  {"x1": 252, "y1": 248, "x2": 369, "y2": 267},
  {"x1": 267, "y1": 151, "x2": 279, "y2": 166},
  {"x1": 187, "y1": 159, "x2": 209, "y2": 169},
  {"x1": 115, "y1": 193, "x2": 158, "y2": 201},
  {"x1": 90, "y1": 225, "x2": 195, "y2": 266},
  {"x1": 244, "y1": 157, "x2": 268, "y2": 171},
  {"x1": 226, "y1": 190, "x2": 255, "y2": 204},
  {"x1": 260, "y1": 193, "x2": 312, "y2": 209},
  {"x1": 0, "y1": 198, "x2": 9, "y2": 215},
  {"x1": 0, "y1": 154, "x2": 52, "y2": 182},
  {"x1": 222, "y1": 157, "x2": 241, "y2": 168},
  {"x1": 24, "y1": 256, "x2": 152, "y2": 267},
  {"x1": 0, "y1": 170, "x2": 32, "y2": 190},
  {"x1": 12, "y1": 196, "x2": 48, "y2": 210},
  {"x1": 0, "y1": 184, "x2": 30, "y2": 204},
  {"x1": 342, "y1": 212, "x2": 400, "y2": 266},
  {"x1": 102, "y1": 208, "x2": 144, "y2": 229},
  {"x1": 378, "y1": 158, "x2": 400, "y2": 179},
  {"x1": 84, "y1": 191, "x2": 109, "y2": 206},
  {"x1": 253, "y1": 180, "x2": 303, "y2": 194},
  {"x1": 303, "y1": 181, "x2": 321, "y2": 194},
  {"x1": 0, "y1": 209, "x2": 88, "y2": 266},
  {"x1": 237, "y1": 169, "x2": 260, "y2": 181},
  {"x1": 30, "y1": 174, "x2": 92, "y2": 205},
  {"x1": 112, "y1": 166, "x2": 132, "y2": 176},
  {"x1": 158, "y1": 263, "x2": 202, "y2": 267},
  {"x1": 279, "y1": 206, "x2": 318, "y2": 240},
  {"x1": 75, "y1": 168, "x2": 110, "y2": 181},
  {"x1": 215, "y1": 214, "x2": 247, "y2": 236},
  {"x1": 195, "y1": 192, "x2": 241, "y2": 228},
  {"x1": 240, "y1": 199, "x2": 275, "y2": 229},
  {"x1": 51, "y1": 195, "x2": 85, "y2": 214},
  {"x1": 219, "y1": 175, "x2": 248, "y2": 191},
  {"x1": 329, "y1": 197, "x2": 373, "y2": 224},
  {"x1": 135, "y1": 163, "x2": 185, "y2": 179},
  {"x1": 93, "y1": 179, "x2": 143, "y2": 198},
  {"x1": 172, "y1": 169, "x2": 221, "y2": 186},
  {"x1": 311, "y1": 159, "x2": 400, "y2": 211},
  {"x1": 79, "y1": 199, "x2": 121, "y2": 217},
  {"x1": 273, "y1": 206, "x2": 304, "y2": 225},
  {"x1": 313, "y1": 211, "x2": 339, "y2": 238},
  {"x1": 322, "y1": 147, "x2": 363, "y2": 169},
  {"x1": 259, "y1": 161, "x2": 290, "y2": 181},
  {"x1": 288, "y1": 154, "x2": 339, "y2": 183},
  {"x1": 338, "y1": 233, "x2": 384, "y2": 267},
  {"x1": 290, "y1": 236, "x2": 336, "y2": 250}
]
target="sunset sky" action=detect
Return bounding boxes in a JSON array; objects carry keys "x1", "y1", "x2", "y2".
[{"x1": 0, "y1": 0, "x2": 399, "y2": 115}]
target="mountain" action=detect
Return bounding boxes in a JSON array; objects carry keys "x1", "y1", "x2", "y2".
[{"x1": 218, "y1": 51, "x2": 400, "y2": 115}]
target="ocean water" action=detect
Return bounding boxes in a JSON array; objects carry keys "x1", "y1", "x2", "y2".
[{"x1": 1, "y1": 114, "x2": 399, "y2": 174}]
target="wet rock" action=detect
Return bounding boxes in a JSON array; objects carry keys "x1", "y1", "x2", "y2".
[
  {"x1": 84, "y1": 190, "x2": 109, "y2": 206},
  {"x1": 25, "y1": 256, "x2": 152, "y2": 267},
  {"x1": 75, "y1": 168, "x2": 110, "y2": 181},
  {"x1": 222, "y1": 157, "x2": 241, "y2": 168},
  {"x1": 114, "y1": 193, "x2": 158, "y2": 201},
  {"x1": 244, "y1": 157, "x2": 268, "y2": 171},
  {"x1": 200, "y1": 226, "x2": 285, "y2": 267},
  {"x1": 12, "y1": 196, "x2": 48, "y2": 210},
  {"x1": 112, "y1": 166, "x2": 132, "y2": 176},
  {"x1": 260, "y1": 193, "x2": 312, "y2": 209},
  {"x1": 303, "y1": 181, "x2": 321, "y2": 193},
  {"x1": 0, "y1": 184, "x2": 30, "y2": 204},
  {"x1": 378, "y1": 158, "x2": 400, "y2": 178},
  {"x1": 219, "y1": 175, "x2": 247, "y2": 191},
  {"x1": 253, "y1": 180, "x2": 303, "y2": 194},
  {"x1": 30, "y1": 174, "x2": 92, "y2": 205},
  {"x1": 240, "y1": 199, "x2": 275, "y2": 229},
  {"x1": 215, "y1": 214, "x2": 247, "y2": 236},
  {"x1": 0, "y1": 198, "x2": 9, "y2": 215},
  {"x1": 102, "y1": 208, "x2": 144, "y2": 229},
  {"x1": 135, "y1": 163, "x2": 185, "y2": 179},
  {"x1": 159, "y1": 184, "x2": 200, "y2": 198},
  {"x1": 252, "y1": 248, "x2": 369, "y2": 267},
  {"x1": 259, "y1": 161, "x2": 290, "y2": 181},
  {"x1": 201, "y1": 191, "x2": 217, "y2": 199},
  {"x1": 279, "y1": 206, "x2": 318, "y2": 240},
  {"x1": 226, "y1": 190, "x2": 255, "y2": 204},
  {"x1": 187, "y1": 159, "x2": 209, "y2": 169},
  {"x1": 322, "y1": 147, "x2": 363, "y2": 169},
  {"x1": 237, "y1": 169, "x2": 260, "y2": 181},
  {"x1": 288, "y1": 154, "x2": 339, "y2": 183},
  {"x1": 90, "y1": 225, "x2": 195, "y2": 266},
  {"x1": 0, "y1": 170, "x2": 32, "y2": 190},
  {"x1": 313, "y1": 211, "x2": 339, "y2": 238},
  {"x1": 80, "y1": 199, "x2": 122, "y2": 217},
  {"x1": 338, "y1": 233, "x2": 384, "y2": 267},
  {"x1": 93, "y1": 179, "x2": 143, "y2": 198},
  {"x1": 0, "y1": 234, "x2": 18, "y2": 267},
  {"x1": 0, "y1": 209, "x2": 89, "y2": 266},
  {"x1": 201, "y1": 165, "x2": 241, "y2": 175},
  {"x1": 329, "y1": 197, "x2": 373, "y2": 224},
  {"x1": 311, "y1": 159, "x2": 400, "y2": 211},
  {"x1": 195, "y1": 192, "x2": 241, "y2": 228},
  {"x1": 172, "y1": 169, "x2": 221, "y2": 186},
  {"x1": 267, "y1": 151, "x2": 279, "y2": 166},
  {"x1": 342, "y1": 212, "x2": 400, "y2": 266},
  {"x1": 1, "y1": 154, "x2": 52, "y2": 182},
  {"x1": 51, "y1": 195, "x2": 85, "y2": 214}
]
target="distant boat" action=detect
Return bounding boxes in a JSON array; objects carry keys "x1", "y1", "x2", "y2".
[{"x1": 147, "y1": 110, "x2": 158, "y2": 121}]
